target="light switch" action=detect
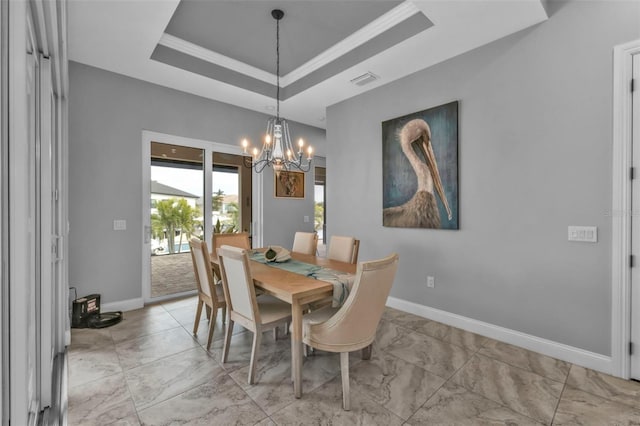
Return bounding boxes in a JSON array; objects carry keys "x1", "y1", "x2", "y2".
[
  {"x1": 304, "y1": 216, "x2": 310, "y2": 223},
  {"x1": 568, "y1": 226, "x2": 597, "y2": 242},
  {"x1": 113, "y1": 219, "x2": 127, "y2": 231}
]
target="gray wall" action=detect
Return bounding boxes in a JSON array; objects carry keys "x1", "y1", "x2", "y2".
[
  {"x1": 262, "y1": 155, "x2": 326, "y2": 249},
  {"x1": 68, "y1": 62, "x2": 325, "y2": 303},
  {"x1": 326, "y1": 0, "x2": 640, "y2": 356}
]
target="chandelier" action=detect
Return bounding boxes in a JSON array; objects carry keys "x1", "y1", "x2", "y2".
[{"x1": 242, "y1": 9, "x2": 313, "y2": 173}]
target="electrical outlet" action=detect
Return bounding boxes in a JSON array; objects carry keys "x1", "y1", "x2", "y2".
[
  {"x1": 113, "y1": 219, "x2": 127, "y2": 231},
  {"x1": 427, "y1": 276, "x2": 435, "y2": 288}
]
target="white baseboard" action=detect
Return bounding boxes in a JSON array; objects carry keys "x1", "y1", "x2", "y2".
[
  {"x1": 386, "y1": 297, "x2": 613, "y2": 375},
  {"x1": 101, "y1": 297, "x2": 144, "y2": 313}
]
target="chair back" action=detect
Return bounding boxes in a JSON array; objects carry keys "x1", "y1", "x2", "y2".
[
  {"x1": 189, "y1": 238, "x2": 218, "y2": 302},
  {"x1": 212, "y1": 232, "x2": 251, "y2": 259},
  {"x1": 307, "y1": 253, "x2": 399, "y2": 350},
  {"x1": 292, "y1": 231, "x2": 318, "y2": 255},
  {"x1": 217, "y1": 245, "x2": 259, "y2": 324},
  {"x1": 327, "y1": 236, "x2": 360, "y2": 264}
]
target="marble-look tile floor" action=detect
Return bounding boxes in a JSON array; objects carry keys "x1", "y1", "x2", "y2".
[{"x1": 68, "y1": 296, "x2": 640, "y2": 425}]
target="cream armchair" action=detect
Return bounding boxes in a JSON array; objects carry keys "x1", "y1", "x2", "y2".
[{"x1": 301, "y1": 253, "x2": 399, "y2": 410}]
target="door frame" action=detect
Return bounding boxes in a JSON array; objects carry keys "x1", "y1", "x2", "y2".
[
  {"x1": 141, "y1": 130, "x2": 262, "y2": 303},
  {"x1": 612, "y1": 38, "x2": 640, "y2": 379}
]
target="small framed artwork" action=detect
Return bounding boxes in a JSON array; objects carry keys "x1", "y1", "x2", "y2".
[{"x1": 274, "y1": 170, "x2": 305, "y2": 198}]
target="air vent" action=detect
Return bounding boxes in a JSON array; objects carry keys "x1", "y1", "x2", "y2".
[{"x1": 350, "y1": 72, "x2": 379, "y2": 87}]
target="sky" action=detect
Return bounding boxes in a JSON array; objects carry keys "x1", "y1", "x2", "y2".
[{"x1": 151, "y1": 166, "x2": 239, "y2": 196}]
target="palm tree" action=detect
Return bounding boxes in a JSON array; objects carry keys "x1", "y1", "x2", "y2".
[
  {"x1": 151, "y1": 198, "x2": 201, "y2": 254},
  {"x1": 226, "y1": 201, "x2": 239, "y2": 231},
  {"x1": 212, "y1": 189, "x2": 224, "y2": 212},
  {"x1": 175, "y1": 198, "x2": 200, "y2": 252}
]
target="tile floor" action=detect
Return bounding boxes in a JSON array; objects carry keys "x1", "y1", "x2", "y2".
[{"x1": 68, "y1": 296, "x2": 640, "y2": 425}]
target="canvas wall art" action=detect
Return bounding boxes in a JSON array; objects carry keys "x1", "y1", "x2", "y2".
[
  {"x1": 382, "y1": 101, "x2": 459, "y2": 229},
  {"x1": 274, "y1": 170, "x2": 305, "y2": 198}
]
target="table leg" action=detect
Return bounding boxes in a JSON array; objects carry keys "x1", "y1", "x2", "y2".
[{"x1": 291, "y1": 301, "x2": 303, "y2": 398}]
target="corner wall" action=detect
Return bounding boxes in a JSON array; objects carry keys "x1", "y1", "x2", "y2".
[
  {"x1": 326, "y1": 1, "x2": 640, "y2": 357},
  {"x1": 68, "y1": 62, "x2": 325, "y2": 304}
]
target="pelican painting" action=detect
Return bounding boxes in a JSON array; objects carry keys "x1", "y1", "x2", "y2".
[{"x1": 382, "y1": 102, "x2": 458, "y2": 229}]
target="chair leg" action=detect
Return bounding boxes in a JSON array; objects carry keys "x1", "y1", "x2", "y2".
[
  {"x1": 206, "y1": 307, "x2": 218, "y2": 350},
  {"x1": 205, "y1": 305, "x2": 211, "y2": 320},
  {"x1": 361, "y1": 344, "x2": 372, "y2": 360},
  {"x1": 340, "y1": 352, "x2": 350, "y2": 411},
  {"x1": 222, "y1": 319, "x2": 234, "y2": 363},
  {"x1": 273, "y1": 326, "x2": 278, "y2": 340},
  {"x1": 248, "y1": 330, "x2": 262, "y2": 385},
  {"x1": 193, "y1": 299, "x2": 203, "y2": 335},
  {"x1": 221, "y1": 305, "x2": 226, "y2": 325}
]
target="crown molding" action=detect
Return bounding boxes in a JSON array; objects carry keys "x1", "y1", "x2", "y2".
[
  {"x1": 158, "y1": 32, "x2": 276, "y2": 85},
  {"x1": 281, "y1": 1, "x2": 421, "y2": 86},
  {"x1": 157, "y1": 1, "x2": 422, "y2": 89}
]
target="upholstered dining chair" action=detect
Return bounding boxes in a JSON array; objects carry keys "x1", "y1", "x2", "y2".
[
  {"x1": 327, "y1": 235, "x2": 360, "y2": 264},
  {"x1": 292, "y1": 231, "x2": 318, "y2": 255},
  {"x1": 217, "y1": 245, "x2": 292, "y2": 385},
  {"x1": 188, "y1": 237, "x2": 227, "y2": 351},
  {"x1": 301, "y1": 253, "x2": 399, "y2": 410}
]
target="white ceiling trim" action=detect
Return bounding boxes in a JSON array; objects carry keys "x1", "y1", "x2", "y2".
[
  {"x1": 280, "y1": 1, "x2": 420, "y2": 86},
  {"x1": 157, "y1": 1, "x2": 421, "y2": 89},
  {"x1": 158, "y1": 33, "x2": 276, "y2": 85}
]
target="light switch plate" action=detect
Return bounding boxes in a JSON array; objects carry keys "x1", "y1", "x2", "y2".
[
  {"x1": 568, "y1": 226, "x2": 597, "y2": 242},
  {"x1": 304, "y1": 216, "x2": 310, "y2": 223},
  {"x1": 113, "y1": 219, "x2": 127, "y2": 231}
]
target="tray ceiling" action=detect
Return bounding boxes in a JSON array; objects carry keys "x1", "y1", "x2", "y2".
[{"x1": 68, "y1": 1, "x2": 548, "y2": 129}]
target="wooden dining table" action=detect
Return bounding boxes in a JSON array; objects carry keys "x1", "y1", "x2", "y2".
[{"x1": 211, "y1": 249, "x2": 356, "y2": 398}]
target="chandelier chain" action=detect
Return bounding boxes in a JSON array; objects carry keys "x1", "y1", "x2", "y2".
[
  {"x1": 240, "y1": 8, "x2": 312, "y2": 173},
  {"x1": 276, "y1": 16, "x2": 280, "y2": 121}
]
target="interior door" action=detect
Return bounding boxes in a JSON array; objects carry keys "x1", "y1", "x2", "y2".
[{"x1": 631, "y1": 52, "x2": 640, "y2": 379}]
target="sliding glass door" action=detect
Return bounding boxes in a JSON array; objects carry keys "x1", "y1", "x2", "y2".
[
  {"x1": 150, "y1": 142, "x2": 204, "y2": 298},
  {"x1": 145, "y1": 136, "x2": 251, "y2": 302}
]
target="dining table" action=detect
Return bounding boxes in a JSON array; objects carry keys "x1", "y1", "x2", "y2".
[{"x1": 210, "y1": 248, "x2": 357, "y2": 398}]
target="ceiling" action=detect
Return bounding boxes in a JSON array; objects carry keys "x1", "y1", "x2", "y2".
[{"x1": 67, "y1": 1, "x2": 548, "y2": 129}]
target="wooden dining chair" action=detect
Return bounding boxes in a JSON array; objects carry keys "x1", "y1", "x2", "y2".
[
  {"x1": 188, "y1": 237, "x2": 227, "y2": 351},
  {"x1": 327, "y1": 235, "x2": 360, "y2": 264},
  {"x1": 292, "y1": 231, "x2": 318, "y2": 255},
  {"x1": 211, "y1": 232, "x2": 251, "y2": 280},
  {"x1": 212, "y1": 232, "x2": 251, "y2": 257},
  {"x1": 217, "y1": 245, "x2": 292, "y2": 385},
  {"x1": 301, "y1": 253, "x2": 399, "y2": 410}
]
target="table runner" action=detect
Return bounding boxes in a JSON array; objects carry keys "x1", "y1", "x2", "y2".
[{"x1": 249, "y1": 250, "x2": 354, "y2": 307}]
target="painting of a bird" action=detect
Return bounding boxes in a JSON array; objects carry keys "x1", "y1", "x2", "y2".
[{"x1": 382, "y1": 102, "x2": 458, "y2": 229}]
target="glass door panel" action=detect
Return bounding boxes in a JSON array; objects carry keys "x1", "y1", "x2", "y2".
[
  {"x1": 150, "y1": 142, "x2": 203, "y2": 298},
  {"x1": 212, "y1": 152, "x2": 252, "y2": 243},
  {"x1": 315, "y1": 166, "x2": 326, "y2": 255}
]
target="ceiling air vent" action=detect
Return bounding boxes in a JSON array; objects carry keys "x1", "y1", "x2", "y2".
[{"x1": 350, "y1": 72, "x2": 379, "y2": 87}]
